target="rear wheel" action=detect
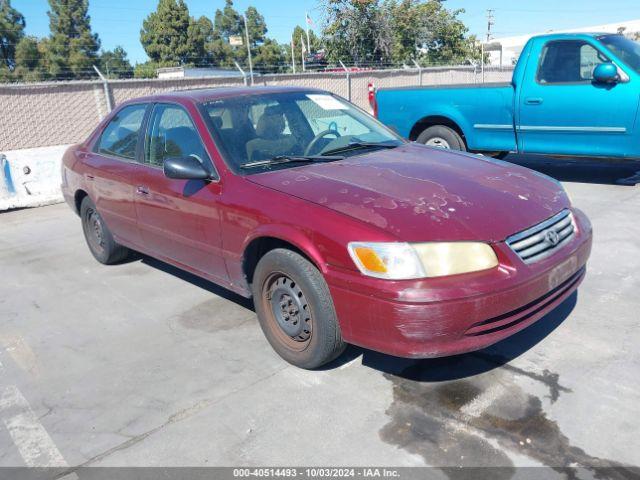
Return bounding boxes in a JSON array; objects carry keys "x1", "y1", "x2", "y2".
[
  {"x1": 252, "y1": 249, "x2": 346, "y2": 369},
  {"x1": 80, "y1": 196, "x2": 129, "y2": 265},
  {"x1": 416, "y1": 125, "x2": 466, "y2": 151}
]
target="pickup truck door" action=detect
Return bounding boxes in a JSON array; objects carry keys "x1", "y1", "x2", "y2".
[
  {"x1": 134, "y1": 103, "x2": 228, "y2": 284},
  {"x1": 517, "y1": 38, "x2": 638, "y2": 157}
]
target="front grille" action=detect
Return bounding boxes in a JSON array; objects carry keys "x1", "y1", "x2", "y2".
[{"x1": 506, "y1": 209, "x2": 575, "y2": 264}]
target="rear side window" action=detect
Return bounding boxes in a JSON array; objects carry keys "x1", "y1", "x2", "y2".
[
  {"x1": 97, "y1": 104, "x2": 147, "y2": 159},
  {"x1": 537, "y1": 40, "x2": 609, "y2": 84},
  {"x1": 145, "y1": 104, "x2": 209, "y2": 168}
]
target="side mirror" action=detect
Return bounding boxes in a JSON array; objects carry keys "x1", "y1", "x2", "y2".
[
  {"x1": 593, "y1": 63, "x2": 619, "y2": 84},
  {"x1": 163, "y1": 156, "x2": 211, "y2": 180}
]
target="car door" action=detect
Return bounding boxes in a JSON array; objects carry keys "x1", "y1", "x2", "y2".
[
  {"x1": 84, "y1": 103, "x2": 148, "y2": 247},
  {"x1": 518, "y1": 38, "x2": 637, "y2": 157},
  {"x1": 134, "y1": 102, "x2": 228, "y2": 283}
]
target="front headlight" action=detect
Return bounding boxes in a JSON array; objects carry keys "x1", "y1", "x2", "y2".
[{"x1": 348, "y1": 241, "x2": 498, "y2": 280}]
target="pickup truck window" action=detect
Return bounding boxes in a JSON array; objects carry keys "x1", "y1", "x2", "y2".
[
  {"x1": 599, "y1": 34, "x2": 640, "y2": 74},
  {"x1": 537, "y1": 40, "x2": 608, "y2": 84},
  {"x1": 145, "y1": 104, "x2": 210, "y2": 168},
  {"x1": 96, "y1": 104, "x2": 147, "y2": 160}
]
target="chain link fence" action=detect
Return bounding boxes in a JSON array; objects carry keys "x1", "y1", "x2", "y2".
[{"x1": 0, "y1": 65, "x2": 513, "y2": 152}]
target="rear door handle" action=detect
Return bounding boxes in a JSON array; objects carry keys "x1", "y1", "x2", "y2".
[
  {"x1": 136, "y1": 186, "x2": 149, "y2": 195},
  {"x1": 525, "y1": 97, "x2": 543, "y2": 105}
]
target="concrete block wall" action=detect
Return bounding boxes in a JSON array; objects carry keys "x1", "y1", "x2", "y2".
[{"x1": 0, "y1": 145, "x2": 70, "y2": 210}]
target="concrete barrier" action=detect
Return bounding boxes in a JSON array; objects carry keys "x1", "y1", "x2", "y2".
[{"x1": 0, "y1": 145, "x2": 70, "y2": 211}]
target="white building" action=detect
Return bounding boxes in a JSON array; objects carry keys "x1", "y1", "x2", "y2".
[
  {"x1": 485, "y1": 19, "x2": 640, "y2": 66},
  {"x1": 156, "y1": 66, "x2": 245, "y2": 79}
]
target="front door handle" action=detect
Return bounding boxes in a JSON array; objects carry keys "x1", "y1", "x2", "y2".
[
  {"x1": 525, "y1": 97, "x2": 544, "y2": 105},
  {"x1": 136, "y1": 186, "x2": 149, "y2": 195}
]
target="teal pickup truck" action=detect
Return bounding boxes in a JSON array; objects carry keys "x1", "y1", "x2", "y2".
[{"x1": 373, "y1": 33, "x2": 640, "y2": 159}]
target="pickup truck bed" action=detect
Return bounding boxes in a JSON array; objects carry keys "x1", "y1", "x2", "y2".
[{"x1": 377, "y1": 83, "x2": 516, "y2": 153}]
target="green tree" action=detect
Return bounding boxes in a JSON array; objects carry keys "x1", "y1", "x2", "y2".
[
  {"x1": 187, "y1": 15, "x2": 215, "y2": 66},
  {"x1": 414, "y1": 0, "x2": 477, "y2": 65},
  {"x1": 323, "y1": 0, "x2": 391, "y2": 66},
  {"x1": 254, "y1": 38, "x2": 286, "y2": 73},
  {"x1": 133, "y1": 60, "x2": 170, "y2": 78},
  {"x1": 214, "y1": 0, "x2": 242, "y2": 40},
  {"x1": 286, "y1": 25, "x2": 321, "y2": 71},
  {"x1": 0, "y1": 0, "x2": 26, "y2": 76},
  {"x1": 46, "y1": 0, "x2": 101, "y2": 79},
  {"x1": 141, "y1": 0, "x2": 192, "y2": 65},
  {"x1": 212, "y1": 1, "x2": 274, "y2": 70},
  {"x1": 13, "y1": 36, "x2": 46, "y2": 81},
  {"x1": 323, "y1": 0, "x2": 478, "y2": 67},
  {"x1": 244, "y1": 6, "x2": 266, "y2": 47},
  {"x1": 99, "y1": 46, "x2": 133, "y2": 78}
]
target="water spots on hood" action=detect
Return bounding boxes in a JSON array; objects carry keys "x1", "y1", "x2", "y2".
[
  {"x1": 363, "y1": 196, "x2": 399, "y2": 210},
  {"x1": 328, "y1": 202, "x2": 388, "y2": 229}
]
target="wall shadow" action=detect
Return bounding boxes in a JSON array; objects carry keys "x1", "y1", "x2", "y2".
[{"x1": 502, "y1": 154, "x2": 640, "y2": 186}]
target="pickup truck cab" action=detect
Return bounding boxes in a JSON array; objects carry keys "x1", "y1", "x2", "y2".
[{"x1": 374, "y1": 33, "x2": 640, "y2": 159}]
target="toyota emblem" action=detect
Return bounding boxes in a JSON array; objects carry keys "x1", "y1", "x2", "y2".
[{"x1": 545, "y1": 229, "x2": 560, "y2": 246}]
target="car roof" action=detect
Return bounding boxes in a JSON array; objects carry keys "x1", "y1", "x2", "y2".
[
  {"x1": 124, "y1": 85, "x2": 327, "y2": 105},
  {"x1": 530, "y1": 32, "x2": 618, "y2": 41}
]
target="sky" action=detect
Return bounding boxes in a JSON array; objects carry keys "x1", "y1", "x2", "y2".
[{"x1": 13, "y1": 0, "x2": 640, "y2": 65}]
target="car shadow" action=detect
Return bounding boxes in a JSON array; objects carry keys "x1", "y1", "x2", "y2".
[
  {"x1": 324, "y1": 291, "x2": 578, "y2": 381},
  {"x1": 127, "y1": 250, "x2": 577, "y2": 381},
  {"x1": 136, "y1": 253, "x2": 255, "y2": 311},
  {"x1": 502, "y1": 153, "x2": 640, "y2": 186}
]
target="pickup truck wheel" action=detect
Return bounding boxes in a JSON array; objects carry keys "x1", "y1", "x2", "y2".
[
  {"x1": 417, "y1": 125, "x2": 466, "y2": 151},
  {"x1": 80, "y1": 196, "x2": 130, "y2": 265},
  {"x1": 252, "y1": 249, "x2": 346, "y2": 369}
]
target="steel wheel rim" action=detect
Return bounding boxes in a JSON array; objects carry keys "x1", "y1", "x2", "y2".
[
  {"x1": 262, "y1": 272, "x2": 312, "y2": 351},
  {"x1": 425, "y1": 137, "x2": 451, "y2": 149},
  {"x1": 85, "y1": 208, "x2": 105, "y2": 254}
]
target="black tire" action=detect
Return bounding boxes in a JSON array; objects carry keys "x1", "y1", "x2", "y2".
[
  {"x1": 491, "y1": 151, "x2": 510, "y2": 160},
  {"x1": 416, "y1": 125, "x2": 466, "y2": 151},
  {"x1": 252, "y1": 248, "x2": 346, "y2": 369},
  {"x1": 80, "y1": 196, "x2": 129, "y2": 265}
]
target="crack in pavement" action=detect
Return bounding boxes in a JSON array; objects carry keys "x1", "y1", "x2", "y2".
[{"x1": 54, "y1": 364, "x2": 289, "y2": 476}]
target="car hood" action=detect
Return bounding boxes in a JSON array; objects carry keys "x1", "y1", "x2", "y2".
[{"x1": 247, "y1": 143, "x2": 569, "y2": 242}]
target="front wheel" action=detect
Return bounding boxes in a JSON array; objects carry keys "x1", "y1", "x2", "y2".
[
  {"x1": 416, "y1": 125, "x2": 466, "y2": 151},
  {"x1": 252, "y1": 249, "x2": 346, "y2": 369}
]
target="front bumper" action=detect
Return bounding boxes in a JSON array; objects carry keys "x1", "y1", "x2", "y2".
[{"x1": 326, "y1": 208, "x2": 592, "y2": 358}]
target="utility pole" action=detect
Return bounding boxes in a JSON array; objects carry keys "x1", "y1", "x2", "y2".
[
  {"x1": 486, "y1": 9, "x2": 495, "y2": 42},
  {"x1": 243, "y1": 14, "x2": 254, "y2": 85},
  {"x1": 291, "y1": 38, "x2": 296, "y2": 74}
]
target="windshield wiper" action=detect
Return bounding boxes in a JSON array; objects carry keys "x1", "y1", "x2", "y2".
[
  {"x1": 321, "y1": 141, "x2": 401, "y2": 157},
  {"x1": 240, "y1": 155, "x2": 344, "y2": 170}
]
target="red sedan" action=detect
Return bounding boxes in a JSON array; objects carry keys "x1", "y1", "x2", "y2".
[{"x1": 61, "y1": 87, "x2": 592, "y2": 368}]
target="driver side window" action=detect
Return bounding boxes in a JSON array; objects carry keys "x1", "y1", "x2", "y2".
[
  {"x1": 537, "y1": 40, "x2": 609, "y2": 84},
  {"x1": 145, "y1": 104, "x2": 209, "y2": 168}
]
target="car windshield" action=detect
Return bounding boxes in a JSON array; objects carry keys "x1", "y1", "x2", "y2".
[
  {"x1": 200, "y1": 91, "x2": 403, "y2": 173},
  {"x1": 599, "y1": 34, "x2": 640, "y2": 74}
]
